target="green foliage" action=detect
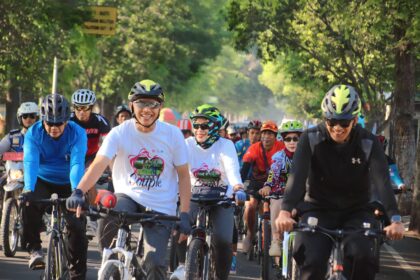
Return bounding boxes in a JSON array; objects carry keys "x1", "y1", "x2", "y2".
[
  {"x1": 179, "y1": 46, "x2": 272, "y2": 117},
  {"x1": 227, "y1": 0, "x2": 419, "y2": 120}
]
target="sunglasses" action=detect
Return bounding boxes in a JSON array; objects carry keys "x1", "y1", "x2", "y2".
[
  {"x1": 22, "y1": 113, "x2": 36, "y2": 119},
  {"x1": 74, "y1": 106, "x2": 92, "y2": 112},
  {"x1": 326, "y1": 119, "x2": 353, "y2": 128},
  {"x1": 193, "y1": 123, "x2": 210, "y2": 130},
  {"x1": 284, "y1": 136, "x2": 299, "y2": 143},
  {"x1": 133, "y1": 100, "x2": 161, "y2": 109},
  {"x1": 45, "y1": 121, "x2": 64, "y2": 127}
]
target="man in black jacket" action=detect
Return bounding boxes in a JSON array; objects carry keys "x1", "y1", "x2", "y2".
[{"x1": 276, "y1": 85, "x2": 404, "y2": 280}]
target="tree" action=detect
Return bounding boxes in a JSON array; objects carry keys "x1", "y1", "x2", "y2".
[
  {"x1": 227, "y1": 0, "x2": 419, "y2": 225},
  {"x1": 0, "y1": 0, "x2": 88, "y2": 130}
]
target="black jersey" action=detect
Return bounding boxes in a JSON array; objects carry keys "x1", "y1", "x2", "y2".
[
  {"x1": 70, "y1": 113, "x2": 110, "y2": 157},
  {"x1": 282, "y1": 123, "x2": 399, "y2": 218}
]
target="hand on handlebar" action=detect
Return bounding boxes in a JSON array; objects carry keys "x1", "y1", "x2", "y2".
[
  {"x1": 276, "y1": 210, "x2": 296, "y2": 234},
  {"x1": 384, "y1": 222, "x2": 404, "y2": 240},
  {"x1": 235, "y1": 190, "x2": 247, "y2": 204},
  {"x1": 66, "y1": 189, "x2": 85, "y2": 214},
  {"x1": 19, "y1": 190, "x2": 34, "y2": 205},
  {"x1": 258, "y1": 186, "x2": 271, "y2": 197}
]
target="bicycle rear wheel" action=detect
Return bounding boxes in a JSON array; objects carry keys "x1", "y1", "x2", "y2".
[
  {"x1": 185, "y1": 238, "x2": 205, "y2": 280},
  {"x1": 261, "y1": 219, "x2": 271, "y2": 279}
]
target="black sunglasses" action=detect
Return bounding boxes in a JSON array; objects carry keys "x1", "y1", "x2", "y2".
[
  {"x1": 284, "y1": 136, "x2": 299, "y2": 142},
  {"x1": 45, "y1": 121, "x2": 64, "y2": 127},
  {"x1": 326, "y1": 119, "x2": 353, "y2": 128},
  {"x1": 22, "y1": 113, "x2": 36, "y2": 119},
  {"x1": 193, "y1": 123, "x2": 210, "y2": 130}
]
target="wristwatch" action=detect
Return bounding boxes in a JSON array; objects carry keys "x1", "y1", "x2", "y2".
[{"x1": 390, "y1": 215, "x2": 402, "y2": 224}]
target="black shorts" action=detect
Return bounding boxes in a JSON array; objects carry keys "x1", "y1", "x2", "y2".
[{"x1": 245, "y1": 180, "x2": 265, "y2": 201}]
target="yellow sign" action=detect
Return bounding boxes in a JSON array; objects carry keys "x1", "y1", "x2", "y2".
[{"x1": 83, "y1": 6, "x2": 117, "y2": 35}]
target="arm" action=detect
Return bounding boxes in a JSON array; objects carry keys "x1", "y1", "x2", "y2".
[
  {"x1": 281, "y1": 132, "x2": 312, "y2": 211},
  {"x1": 369, "y1": 139, "x2": 399, "y2": 218},
  {"x1": 221, "y1": 140, "x2": 244, "y2": 191},
  {"x1": 176, "y1": 163, "x2": 191, "y2": 213},
  {"x1": 69, "y1": 128, "x2": 88, "y2": 190},
  {"x1": 77, "y1": 155, "x2": 111, "y2": 194},
  {"x1": 0, "y1": 134, "x2": 11, "y2": 155},
  {"x1": 23, "y1": 130, "x2": 40, "y2": 191}
]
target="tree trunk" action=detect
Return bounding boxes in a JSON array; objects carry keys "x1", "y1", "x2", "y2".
[
  {"x1": 5, "y1": 77, "x2": 21, "y2": 132},
  {"x1": 409, "y1": 138, "x2": 420, "y2": 233},
  {"x1": 392, "y1": 42, "x2": 416, "y2": 215}
]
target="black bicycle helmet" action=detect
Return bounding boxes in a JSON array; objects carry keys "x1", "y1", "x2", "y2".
[
  {"x1": 115, "y1": 104, "x2": 131, "y2": 118},
  {"x1": 40, "y1": 94, "x2": 71, "y2": 123},
  {"x1": 128, "y1": 80, "x2": 164, "y2": 102},
  {"x1": 321, "y1": 85, "x2": 361, "y2": 120}
]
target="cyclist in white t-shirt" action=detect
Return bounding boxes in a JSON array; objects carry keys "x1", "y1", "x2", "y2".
[
  {"x1": 66, "y1": 79, "x2": 191, "y2": 280},
  {"x1": 171, "y1": 104, "x2": 246, "y2": 280}
]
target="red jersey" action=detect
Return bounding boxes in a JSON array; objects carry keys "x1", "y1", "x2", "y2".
[
  {"x1": 242, "y1": 140, "x2": 285, "y2": 183},
  {"x1": 70, "y1": 113, "x2": 110, "y2": 158}
]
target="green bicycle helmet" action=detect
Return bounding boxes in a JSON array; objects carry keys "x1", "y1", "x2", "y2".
[
  {"x1": 128, "y1": 79, "x2": 164, "y2": 102},
  {"x1": 189, "y1": 104, "x2": 224, "y2": 149},
  {"x1": 279, "y1": 120, "x2": 304, "y2": 137},
  {"x1": 321, "y1": 85, "x2": 361, "y2": 120}
]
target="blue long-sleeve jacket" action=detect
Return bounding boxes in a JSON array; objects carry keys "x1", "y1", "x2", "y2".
[{"x1": 23, "y1": 121, "x2": 87, "y2": 191}]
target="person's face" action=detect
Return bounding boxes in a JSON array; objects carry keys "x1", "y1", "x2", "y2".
[
  {"x1": 193, "y1": 117, "x2": 210, "y2": 143},
  {"x1": 116, "y1": 111, "x2": 131, "y2": 124},
  {"x1": 325, "y1": 117, "x2": 356, "y2": 144},
  {"x1": 74, "y1": 105, "x2": 92, "y2": 122},
  {"x1": 248, "y1": 128, "x2": 261, "y2": 144},
  {"x1": 44, "y1": 121, "x2": 67, "y2": 139},
  {"x1": 131, "y1": 98, "x2": 162, "y2": 128},
  {"x1": 21, "y1": 113, "x2": 37, "y2": 128},
  {"x1": 261, "y1": 131, "x2": 276, "y2": 149},
  {"x1": 283, "y1": 132, "x2": 300, "y2": 152},
  {"x1": 229, "y1": 132, "x2": 237, "y2": 140},
  {"x1": 219, "y1": 129, "x2": 227, "y2": 138}
]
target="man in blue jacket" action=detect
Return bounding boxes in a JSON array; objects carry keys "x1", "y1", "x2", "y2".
[{"x1": 21, "y1": 94, "x2": 88, "y2": 280}]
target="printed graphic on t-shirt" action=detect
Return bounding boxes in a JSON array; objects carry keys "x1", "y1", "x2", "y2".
[
  {"x1": 129, "y1": 148, "x2": 165, "y2": 191},
  {"x1": 192, "y1": 163, "x2": 222, "y2": 188}
]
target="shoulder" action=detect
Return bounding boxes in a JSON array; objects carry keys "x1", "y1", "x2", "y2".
[
  {"x1": 26, "y1": 121, "x2": 43, "y2": 137},
  {"x1": 272, "y1": 150, "x2": 285, "y2": 160},
  {"x1": 93, "y1": 113, "x2": 110, "y2": 126},
  {"x1": 67, "y1": 121, "x2": 87, "y2": 135},
  {"x1": 9, "y1": 129, "x2": 21, "y2": 136}
]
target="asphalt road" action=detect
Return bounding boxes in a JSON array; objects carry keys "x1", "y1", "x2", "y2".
[{"x1": 0, "y1": 233, "x2": 419, "y2": 280}]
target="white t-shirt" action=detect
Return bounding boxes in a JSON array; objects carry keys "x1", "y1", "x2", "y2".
[
  {"x1": 185, "y1": 137, "x2": 242, "y2": 198},
  {"x1": 98, "y1": 119, "x2": 188, "y2": 215}
]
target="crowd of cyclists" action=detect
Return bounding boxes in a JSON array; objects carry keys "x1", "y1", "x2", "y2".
[{"x1": 0, "y1": 81, "x2": 408, "y2": 280}]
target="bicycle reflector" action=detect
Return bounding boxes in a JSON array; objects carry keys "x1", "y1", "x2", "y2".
[{"x1": 95, "y1": 190, "x2": 117, "y2": 208}]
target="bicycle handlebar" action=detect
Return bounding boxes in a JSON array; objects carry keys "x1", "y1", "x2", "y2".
[
  {"x1": 85, "y1": 206, "x2": 180, "y2": 223},
  {"x1": 293, "y1": 222, "x2": 386, "y2": 239}
]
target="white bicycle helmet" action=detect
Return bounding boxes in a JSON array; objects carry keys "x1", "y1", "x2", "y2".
[
  {"x1": 17, "y1": 102, "x2": 39, "y2": 125},
  {"x1": 71, "y1": 89, "x2": 96, "y2": 106}
]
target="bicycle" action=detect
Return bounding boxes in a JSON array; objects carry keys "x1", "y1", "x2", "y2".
[
  {"x1": 257, "y1": 193, "x2": 283, "y2": 280},
  {"x1": 31, "y1": 193, "x2": 71, "y2": 280},
  {"x1": 86, "y1": 206, "x2": 179, "y2": 280},
  {"x1": 1, "y1": 151, "x2": 25, "y2": 257},
  {"x1": 288, "y1": 216, "x2": 385, "y2": 280},
  {"x1": 184, "y1": 197, "x2": 234, "y2": 280}
]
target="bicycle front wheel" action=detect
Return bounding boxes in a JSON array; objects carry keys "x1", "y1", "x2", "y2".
[
  {"x1": 99, "y1": 263, "x2": 121, "y2": 280},
  {"x1": 45, "y1": 233, "x2": 70, "y2": 280},
  {"x1": 1, "y1": 197, "x2": 19, "y2": 257},
  {"x1": 185, "y1": 238, "x2": 205, "y2": 280},
  {"x1": 261, "y1": 219, "x2": 271, "y2": 279}
]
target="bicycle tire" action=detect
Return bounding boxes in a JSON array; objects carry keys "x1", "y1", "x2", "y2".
[
  {"x1": 185, "y1": 238, "x2": 205, "y2": 280},
  {"x1": 257, "y1": 222, "x2": 263, "y2": 265},
  {"x1": 98, "y1": 263, "x2": 121, "y2": 280},
  {"x1": 45, "y1": 234, "x2": 58, "y2": 280},
  {"x1": 261, "y1": 219, "x2": 271, "y2": 279},
  {"x1": 169, "y1": 233, "x2": 179, "y2": 272},
  {"x1": 1, "y1": 197, "x2": 19, "y2": 257}
]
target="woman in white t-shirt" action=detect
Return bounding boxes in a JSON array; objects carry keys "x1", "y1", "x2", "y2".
[{"x1": 170, "y1": 104, "x2": 246, "y2": 280}]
